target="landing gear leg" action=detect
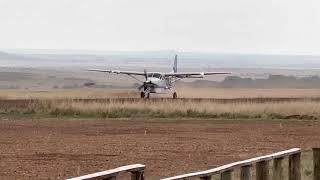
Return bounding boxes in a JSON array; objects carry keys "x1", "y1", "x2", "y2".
[
  {"x1": 141, "y1": 92, "x2": 150, "y2": 99},
  {"x1": 173, "y1": 92, "x2": 177, "y2": 99},
  {"x1": 140, "y1": 92, "x2": 145, "y2": 98},
  {"x1": 143, "y1": 87, "x2": 151, "y2": 99}
]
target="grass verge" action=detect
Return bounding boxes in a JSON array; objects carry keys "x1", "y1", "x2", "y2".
[{"x1": 0, "y1": 99, "x2": 319, "y2": 120}]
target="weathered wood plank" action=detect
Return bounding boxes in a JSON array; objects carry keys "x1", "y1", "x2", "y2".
[
  {"x1": 273, "y1": 157, "x2": 284, "y2": 180},
  {"x1": 130, "y1": 170, "x2": 145, "y2": 180},
  {"x1": 221, "y1": 170, "x2": 232, "y2": 180},
  {"x1": 67, "y1": 164, "x2": 145, "y2": 180},
  {"x1": 314, "y1": 148, "x2": 320, "y2": 180},
  {"x1": 107, "y1": 177, "x2": 117, "y2": 180},
  {"x1": 161, "y1": 148, "x2": 300, "y2": 180},
  {"x1": 256, "y1": 161, "x2": 269, "y2": 180},
  {"x1": 199, "y1": 176, "x2": 211, "y2": 180},
  {"x1": 240, "y1": 165, "x2": 251, "y2": 180},
  {"x1": 289, "y1": 152, "x2": 301, "y2": 180}
]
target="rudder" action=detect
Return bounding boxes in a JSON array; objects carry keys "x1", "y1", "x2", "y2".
[{"x1": 173, "y1": 54, "x2": 178, "y2": 73}]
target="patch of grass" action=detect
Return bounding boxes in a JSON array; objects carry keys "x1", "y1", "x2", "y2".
[{"x1": 0, "y1": 99, "x2": 320, "y2": 120}]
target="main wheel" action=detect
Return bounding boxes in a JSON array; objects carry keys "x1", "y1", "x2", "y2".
[
  {"x1": 140, "y1": 92, "x2": 145, "y2": 98},
  {"x1": 147, "y1": 93, "x2": 150, "y2": 99},
  {"x1": 173, "y1": 92, "x2": 177, "y2": 99}
]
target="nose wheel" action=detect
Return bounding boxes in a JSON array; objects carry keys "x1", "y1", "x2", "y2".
[{"x1": 173, "y1": 92, "x2": 177, "y2": 99}]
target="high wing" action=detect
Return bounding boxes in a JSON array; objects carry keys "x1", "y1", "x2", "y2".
[
  {"x1": 88, "y1": 69, "x2": 146, "y2": 76},
  {"x1": 164, "y1": 72, "x2": 231, "y2": 78}
]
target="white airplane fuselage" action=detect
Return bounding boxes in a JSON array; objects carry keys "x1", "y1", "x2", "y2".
[{"x1": 143, "y1": 74, "x2": 173, "y2": 94}]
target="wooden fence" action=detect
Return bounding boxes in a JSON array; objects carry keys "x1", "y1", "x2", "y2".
[
  {"x1": 67, "y1": 148, "x2": 320, "y2": 180},
  {"x1": 67, "y1": 164, "x2": 145, "y2": 180},
  {"x1": 161, "y1": 148, "x2": 302, "y2": 180},
  {"x1": 314, "y1": 148, "x2": 320, "y2": 180}
]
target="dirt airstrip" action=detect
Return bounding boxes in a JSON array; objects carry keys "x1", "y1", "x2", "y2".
[{"x1": 0, "y1": 119, "x2": 320, "y2": 180}]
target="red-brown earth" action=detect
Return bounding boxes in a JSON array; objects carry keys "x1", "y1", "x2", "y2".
[{"x1": 0, "y1": 119, "x2": 319, "y2": 179}]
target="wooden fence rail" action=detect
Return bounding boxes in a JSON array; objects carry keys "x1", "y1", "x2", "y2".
[
  {"x1": 160, "y1": 148, "x2": 301, "y2": 180},
  {"x1": 67, "y1": 164, "x2": 145, "y2": 180},
  {"x1": 66, "y1": 148, "x2": 320, "y2": 180}
]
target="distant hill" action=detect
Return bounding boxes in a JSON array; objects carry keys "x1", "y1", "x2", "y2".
[
  {"x1": 0, "y1": 51, "x2": 16, "y2": 59},
  {"x1": 179, "y1": 75, "x2": 320, "y2": 88},
  {"x1": 1, "y1": 49, "x2": 320, "y2": 69},
  {"x1": 0, "y1": 51, "x2": 31, "y2": 60}
]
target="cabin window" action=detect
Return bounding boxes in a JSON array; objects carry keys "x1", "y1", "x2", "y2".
[
  {"x1": 153, "y1": 73, "x2": 162, "y2": 79},
  {"x1": 147, "y1": 73, "x2": 162, "y2": 79}
]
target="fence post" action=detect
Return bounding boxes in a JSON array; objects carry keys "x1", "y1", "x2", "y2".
[
  {"x1": 314, "y1": 148, "x2": 320, "y2": 180},
  {"x1": 256, "y1": 161, "x2": 269, "y2": 180},
  {"x1": 108, "y1": 177, "x2": 117, "y2": 180},
  {"x1": 130, "y1": 170, "x2": 144, "y2": 180},
  {"x1": 289, "y1": 152, "x2": 301, "y2": 180},
  {"x1": 221, "y1": 170, "x2": 232, "y2": 180},
  {"x1": 200, "y1": 176, "x2": 211, "y2": 180},
  {"x1": 273, "y1": 157, "x2": 284, "y2": 180},
  {"x1": 240, "y1": 165, "x2": 251, "y2": 180}
]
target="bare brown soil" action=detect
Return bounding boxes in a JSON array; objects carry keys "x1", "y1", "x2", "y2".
[{"x1": 0, "y1": 119, "x2": 319, "y2": 180}]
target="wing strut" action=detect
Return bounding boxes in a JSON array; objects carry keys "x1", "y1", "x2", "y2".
[{"x1": 127, "y1": 74, "x2": 144, "y2": 83}]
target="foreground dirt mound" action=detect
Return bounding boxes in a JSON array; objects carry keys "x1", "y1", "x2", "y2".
[{"x1": 0, "y1": 119, "x2": 319, "y2": 179}]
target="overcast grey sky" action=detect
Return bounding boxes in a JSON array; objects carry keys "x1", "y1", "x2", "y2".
[{"x1": 0, "y1": 0, "x2": 320, "y2": 54}]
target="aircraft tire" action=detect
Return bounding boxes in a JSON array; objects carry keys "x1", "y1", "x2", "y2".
[
  {"x1": 173, "y1": 92, "x2": 177, "y2": 99},
  {"x1": 147, "y1": 93, "x2": 150, "y2": 99}
]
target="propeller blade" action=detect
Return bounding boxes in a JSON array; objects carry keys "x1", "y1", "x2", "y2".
[
  {"x1": 144, "y1": 69, "x2": 148, "y2": 81},
  {"x1": 138, "y1": 81, "x2": 157, "y2": 91},
  {"x1": 138, "y1": 84, "x2": 145, "y2": 90}
]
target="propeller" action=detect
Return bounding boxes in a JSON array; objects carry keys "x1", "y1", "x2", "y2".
[
  {"x1": 138, "y1": 81, "x2": 153, "y2": 91},
  {"x1": 138, "y1": 83, "x2": 145, "y2": 91},
  {"x1": 144, "y1": 69, "x2": 148, "y2": 81},
  {"x1": 138, "y1": 69, "x2": 154, "y2": 91},
  {"x1": 138, "y1": 69, "x2": 148, "y2": 90}
]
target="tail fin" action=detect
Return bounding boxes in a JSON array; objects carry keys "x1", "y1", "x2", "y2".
[{"x1": 173, "y1": 54, "x2": 178, "y2": 73}]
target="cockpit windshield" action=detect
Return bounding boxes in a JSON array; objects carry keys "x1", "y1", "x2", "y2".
[{"x1": 147, "y1": 73, "x2": 162, "y2": 79}]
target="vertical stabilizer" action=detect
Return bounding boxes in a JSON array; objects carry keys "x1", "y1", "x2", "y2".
[{"x1": 173, "y1": 54, "x2": 178, "y2": 73}]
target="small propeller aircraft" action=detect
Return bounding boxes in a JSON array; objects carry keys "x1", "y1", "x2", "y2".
[{"x1": 88, "y1": 55, "x2": 231, "y2": 98}]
